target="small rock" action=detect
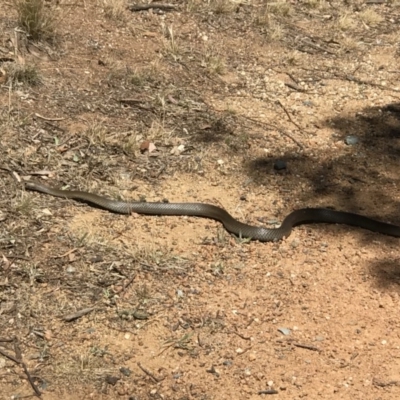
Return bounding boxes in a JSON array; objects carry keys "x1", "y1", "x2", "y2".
[
  {"x1": 345, "y1": 135, "x2": 359, "y2": 145},
  {"x1": 120, "y1": 367, "x2": 131, "y2": 377},
  {"x1": 236, "y1": 348, "x2": 244, "y2": 354},
  {"x1": 274, "y1": 160, "x2": 287, "y2": 170},
  {"x1": 248, "y1": 353, "x2": 256, "y2": 361},
  {"x1": 278, "y1": 327, "x2": 291, "y2": 336},
  {"x1": 105, "y1": 375, "x2": 120, "y2": 385}
]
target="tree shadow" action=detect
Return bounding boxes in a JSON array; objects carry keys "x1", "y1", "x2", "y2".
[
  {"x1": 245, "y1": 101, "x2": 400, "y2": 248},
  {"x1": 369, "y1": 259, "x2": 400, "y2": 293}
]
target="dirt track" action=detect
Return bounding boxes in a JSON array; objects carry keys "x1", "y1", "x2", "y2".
[{"x1": 1, "y1": 1, "x2": 400, "y2": 399}]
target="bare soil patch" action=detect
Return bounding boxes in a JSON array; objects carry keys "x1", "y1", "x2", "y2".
[{"x1": 1, "y1": 0, "x2": 400, "y2": 399}]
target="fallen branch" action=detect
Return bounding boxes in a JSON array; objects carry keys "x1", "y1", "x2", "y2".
[
  {"x1": 62, "y1": 307, "x2": 96, "y2": 322},
  {"x1": 0, "y1": 338, "x2": 41, "y2": 397},
  {"x1": 137, "y1": 362, "x2": 165, "y2": 382},
  {"x1": 293, "y1": 343, "x2": 320, "y2": 352},
  {"x1": 35, "y1": 113, "x2": 65, "y2": 121},
  {"x1": 128, "y1": 3, "x2": 177, "y2": 12}
]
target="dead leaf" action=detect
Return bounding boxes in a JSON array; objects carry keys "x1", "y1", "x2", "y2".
[
  {"x1": 140, "y1": 140, "x2": 150, "y2": 153},
  {"x1": 140, "y1": 141, "x2": 157, "y2": 153},
  {"x1": 1, "y1": 254, "x2": 11, "y2": 270}
]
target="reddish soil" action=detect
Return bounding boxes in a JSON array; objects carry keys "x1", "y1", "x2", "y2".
[{"x1": 1, "y1": 1, "x2": 400, "y2": 399}]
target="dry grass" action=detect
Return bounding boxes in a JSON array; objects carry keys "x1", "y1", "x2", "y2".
[
  {"x1": 14, "y1": 0, "x2": 56, "y2": 41},
  {"x1": 210, "y1": 0, "x2": 236, "y2": 14},
  {"x1": 134, "y1": 60, "x2": 164, "y2": 85},
  {"x1": 107, "y1": 61, "x2": 162, "y2": 88},
  {"x1": 162, "y1": 24, "x2": 183, "y2": 60},
  {"x1": 201, "y1": 45, "x2": 226, "y2": 75},
  {"x1": 186, "y1": 0, "x2": 203, "y2": 12},
  {"x1": 359, "y1": 9, "x2": 384, "y2": 26},
  {"x1": 339, "y1": 35, "x2": 362, "y2": 53},
  {"x1": 5, "y1": 62, "x2": 41, "y2": 86},
  {"x1": 303, "y1": 0, "x2": 327, "y2": 9},
  {"x1": 1, "y1": 0, "x2": 399, "y2": 398},
  {"x1": 83, "y1": 120, "x2": 108, "y2": 145},
  {"x1": 102, "y1": 0, "x2": 126, "y2": 20},
  {"x1": 266, "y1": 19, "x2": 285, "y2": 41},
  {"x1": 266, "y1": 1, "x2": 292, "y2": 17},
  {"x1": 337, "y1": 13, "x2": 357, "y2": 31},
  {"x1": 146, "y1": 118, "x2": 175, "y2": 142}
]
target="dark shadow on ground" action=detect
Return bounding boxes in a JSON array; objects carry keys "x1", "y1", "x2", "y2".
[
  {"x1": 244, "y1": 102, "x2": 400, "y2": 248},
  {"x1": 369, "y1": 259, "x2": 400, "y2": 293}
]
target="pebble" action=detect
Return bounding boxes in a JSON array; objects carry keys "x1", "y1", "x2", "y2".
[
  {"x1": 120, "y1": 367, "x2": 131, "y2": 377},
  {"x1": 345, "y1": 135, "x2": 359, "y2": 145},
  {"x1": 236, "y1": 348, "x2": 244, "y2": 354},
  {"x1": 274, "y1": 160, "x2": 287, "y2": 170}
]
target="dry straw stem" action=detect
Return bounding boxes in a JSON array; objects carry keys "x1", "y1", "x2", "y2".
[
  {"x1": 162, "y1": 25, "x2": 182, "y2": 60},
  {"x1": 14, "y1": 0, "x2": 56, "y2": 41}
]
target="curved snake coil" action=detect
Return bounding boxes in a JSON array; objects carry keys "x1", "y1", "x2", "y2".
[{"x1": 25, "y1": 182, "x2": 400, "y2": 242}]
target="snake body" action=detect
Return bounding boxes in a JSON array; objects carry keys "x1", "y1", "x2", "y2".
[{"x1": 25, "y1": 182, "x2": 400, "y2": 242}]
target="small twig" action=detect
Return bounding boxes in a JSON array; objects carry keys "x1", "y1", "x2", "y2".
[
  {"x1": 52, "y1": 248, "x2": 78, "y2": 259},
  {"x1": 284, "y1": 82, "x2": 306, "y2": 92},
  {"x1": 301, "y1": 39, "x2": 336, "y2": 55},
  {"x1": 276, "y1": 100, "x2": 303, "y2": 131},
  {"x1": 333, "y1": 73, "x2": 400, "y2": 93},
  {"x1": 373, "y1": 378, "x2": 400, "y2": 387},
  {"x1": 22, "y1": 363, "x2": 42, "y2": 397},
  {"x1": 0, "y1": 337, "x2": 14, "y2": 342},
  {"x1": 120, "y1": 274, "x2": 136, "y2": 295},
  {"x1": 13, "y1": 339, "x2": 22, "y2": 361},
  {"x1": 293, "y1": 343, "x2": 320, "y2": 351},
  {"x1": 137, "y1": 362, "x2": 165, "y2": 382},
  {"x1": 258, "y1": 389, "x2": 279, "y2": 395},
  {"x1": 0, "y1": 340, "x2": 42, "y2": 397},
  {"x1": 197, "y1": 333, "x2": 203, "y2": 347},
  {"x1": 0, "y1": 347, "x2": 20, "y2": 364},
  {"x1": 228, "y1": 327, "x2": 251, "y2": 341},
  {"x1": 118, "y1": 98, "x2": 154, "y2": 112},
  {"x1": 35, "y1": 113, "x2": 65, "y2": 121},
  {"x1": 118, "y1": 98, "x2": 148, "y2": 104},
  {"x1": 128, "y1": 3, "x2": 177, "y2": 12},
  {"x1": 236, "y1": 346, "x2": 252, "y2": 356},
  {"x1": 62, "y1": 307, "x2": 96, "y2": 322}
]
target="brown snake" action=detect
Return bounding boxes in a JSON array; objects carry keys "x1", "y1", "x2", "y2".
[{"x1": 25, "y1": 182, "x2": 400, "y2": 242}]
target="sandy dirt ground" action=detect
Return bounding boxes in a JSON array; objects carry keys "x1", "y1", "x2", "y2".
[{"x1": 1, "y1": 0, "x2": 400, "y2": 399}]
